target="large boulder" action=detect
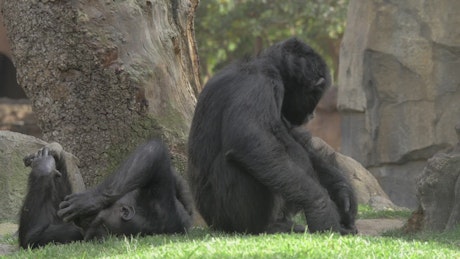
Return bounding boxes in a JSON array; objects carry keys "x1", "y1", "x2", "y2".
[
  {"x1": 338, "y1": 0, "x2": 460, "y2": 208},
  {"x1": 417, "y1": 124, "x2": 460, "y2": 231},
  {"x1": 0, "y1": 130, "x2": 84, "y2": 222},
  {"x1": 311, "y1": 137, "x2": 396, "y2": 209},
  {"x1": 307, "y1": 88, "x2": 394, "y2": 209}
]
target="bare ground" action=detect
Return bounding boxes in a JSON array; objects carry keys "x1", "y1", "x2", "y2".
[{"x1": 356, "y1": 218, "x2": 405, "y2": 236}]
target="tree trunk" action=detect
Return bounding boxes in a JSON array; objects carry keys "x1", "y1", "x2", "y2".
[{"x1": 1, "y1": 0, "x2": 201, "y2": 186}]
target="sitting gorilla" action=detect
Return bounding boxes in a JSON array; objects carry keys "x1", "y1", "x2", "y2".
[
  {"x1": 19, "y1": 140, "x2": 193, "y2": 249},
  {"x1": 188, "y1": 38, "x2": 357, "y2": 234}
]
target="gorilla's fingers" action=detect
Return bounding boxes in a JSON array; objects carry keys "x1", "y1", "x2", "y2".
[
  {"x1": 53, "y1": 169, "x2": 62, "y2": 177},
  {"x1": 336, "y1": 187, "x2": 351, "y2": 213},
  {"x1": 23, "y1": 154, "x2": 35, "y2": 167},
  {"x1": 42, "y1": 147, "x2": 49, "y2": 157},
  {"x1": 340, "y1": 225, "x2": 357, "y2": 235},
  {"x1": 63, "y1": 214, "x2": 75, "y2": 223},
  {"x1": 57, "y1": 208, "x2": 66, "y2": 219},
  {"x1": 342, "y1": 195, "x2": 350, "y2": 213},
  {"x1": 59, "y1": 200, "x2": 71, "y2": 209},
  {"x1": 63, "y1": 193, "x2": 77, "y2": 202},
  {"x1": 57, "y1": 206, "x2": 77, "y2": 222}
]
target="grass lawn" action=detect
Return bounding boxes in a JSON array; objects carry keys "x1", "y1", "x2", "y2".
[{"x1": 2, "y1": 206, "x2": 459, "y2": 258}]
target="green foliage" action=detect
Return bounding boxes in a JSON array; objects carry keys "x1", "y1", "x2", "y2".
[{"x1": 195, "y1": 0, "x2": 349, "y2": 81}]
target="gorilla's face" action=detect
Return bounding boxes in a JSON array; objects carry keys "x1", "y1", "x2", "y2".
[
  {"x1": 81, "y1": 193, "x2": 145, "y2": 240},
  {"x1": 282, "y1": 76, "x2": 328, "y2": 126}
]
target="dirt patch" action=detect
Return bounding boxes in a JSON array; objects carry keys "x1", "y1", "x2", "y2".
[
  {"x1": 0, "y1": 223, "x2": 18, "y2": 255},
  {"x1": 0, "y1": 244, "x2": 16, "y2": 256},
  {"x1": 0, "y1": 222, "x2": 17, "y2": 237},
  {"x1": 356, "y1": 218, "x2": 405, "y2": 236}
]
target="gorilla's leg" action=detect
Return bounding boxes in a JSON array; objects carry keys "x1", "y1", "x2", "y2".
[
  {"x1": 172, "y1": 170, "x2": 194, "y2": 227},
  {"x1": 194, "y1": 155, "x2": 277, "y2": 234},
  {"x1": 58, "y1": 140, "x2": 174, "y2": 221},
  {"x1": 58, "y1": 140, "x2": 193, "y2": 236}
]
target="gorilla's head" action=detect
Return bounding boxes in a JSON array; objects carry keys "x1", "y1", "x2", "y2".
[
  {"x1": 265, "y1": 38, "x2": 331, "y2": 126},
  {"x1": 76, "y1": 192, "x2": 147, "y2": 240}
]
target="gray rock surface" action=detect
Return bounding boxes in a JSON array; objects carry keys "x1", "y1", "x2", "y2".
[
  {"x1": 417, "y1": 124, "x2": 460, "y2": 231},
  {"x1": 0, "y1": 130, "x2": 84, "y2": 222},
  {"x1": 338, "y1": 0, "x2": 460, "y2": 208},
  {"x1": 0, "y1": 131, "x2": 46, "y2": 222},
  {"x1": 311, "y1": 137, "x2": 396, "y2": 208}
]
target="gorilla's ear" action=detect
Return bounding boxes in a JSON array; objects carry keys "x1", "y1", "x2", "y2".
[{"x1": 120, "y1": 205, "x2": 136, "y2": 221}]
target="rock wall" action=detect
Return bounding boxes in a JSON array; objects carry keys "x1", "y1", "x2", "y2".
[
  {"x1": 0, "y1": 98, "x2": 42, "y2": 137},
  {"x1": 417, "y1": 124, "x2": 460, "y2": 231},
  {"x1": 0, "y1": 7, "x2": 11, "y2": 58},
  {"x1": 311, "y1": 137, "x2": 396, "y2": 209},
  {"x1": 338, "y1": 0, "x2": 460, "y2": 208},
  {"x1": 0, "y1": 131, "x2": 46, "y2": 222}
]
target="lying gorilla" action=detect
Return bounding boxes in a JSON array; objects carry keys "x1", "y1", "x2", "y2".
[
  {"x1": 19, "y1": 140, "x2": 193, "y2": 249},
  {"x1": 188, "y1": 38, "x2": 357, "y2": 234}
]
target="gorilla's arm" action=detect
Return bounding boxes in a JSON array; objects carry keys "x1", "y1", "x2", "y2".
[
  {"x1": 173, "y1": 170, "x2": 194, "y2": 218},
  {"x1": 225, "y1": 120, "x2": 342, "y2": 233},
  {"x1": 58, "y1": 140, "x2": 173, "y2": 222},
  {"x1": 290, "y1": 127, "x2": 357, "y2": 232},
  {"x1": 19, "y1": 148, "x2": 83, "y2": 248},
  {"x1": 20, "y1": 224, "x2": 83, "y2": 249}
]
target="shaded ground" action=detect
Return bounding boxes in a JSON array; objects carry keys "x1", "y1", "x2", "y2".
[
  {"x1": 0, "y1": 223, "x2": 18, "y2": 255},
  {"x1": 0, "y1": 219, "x2": 406, "y2": 256},
  {"x1": 356, "y1": 219, "x2": 405, "y2": 236}
]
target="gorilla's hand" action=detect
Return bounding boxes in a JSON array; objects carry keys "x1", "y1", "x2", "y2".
[
  {"x1": 58, "y1": 191, "x2": 105, "y2": 222},
  {"x1": 306, "y1": 194, "x2": 357, "y2": 235},
  {"x1": 332, "y1": 184, "x2": 357, "y2": 233},
  {"x1": 27, "y1": 147, "x2": 62, "y2": 177},
  {"x1": 305, "y1": 197, "x2": 342, "y2": 233}
]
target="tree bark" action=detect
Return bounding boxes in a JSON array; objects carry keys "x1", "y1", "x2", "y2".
[{"x1": 1, "y1": 0, "x2": 201, "y2": 186}]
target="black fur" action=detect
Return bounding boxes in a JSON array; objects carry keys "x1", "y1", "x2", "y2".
[
  {"x1": 19, "y1": 148, "x2": 82, "y2": 249},
  {"x1": 188, "y1": 38, "x2": 357, "y2": 234},
  {"x1": 19, "y1": 140, "x2": 193, "y2": 249}
]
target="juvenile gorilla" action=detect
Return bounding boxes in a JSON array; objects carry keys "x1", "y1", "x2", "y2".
[
  {"x1": 19, "y1": 140, "x2": 193, "y2": 249},
  {"x1": 188, "y1": 38, "x2": 357, "y2": 234}
]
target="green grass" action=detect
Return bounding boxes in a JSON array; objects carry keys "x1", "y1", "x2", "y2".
[
  {"x1": 357, "y1": 205, "x2": 412, "y2": 219},
  {"x1": 3, "y1": 228, "x2": 460, "y2": 259},
  {"x1": 2, "y1": 206, "x2": 459, "y2": 259}
]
